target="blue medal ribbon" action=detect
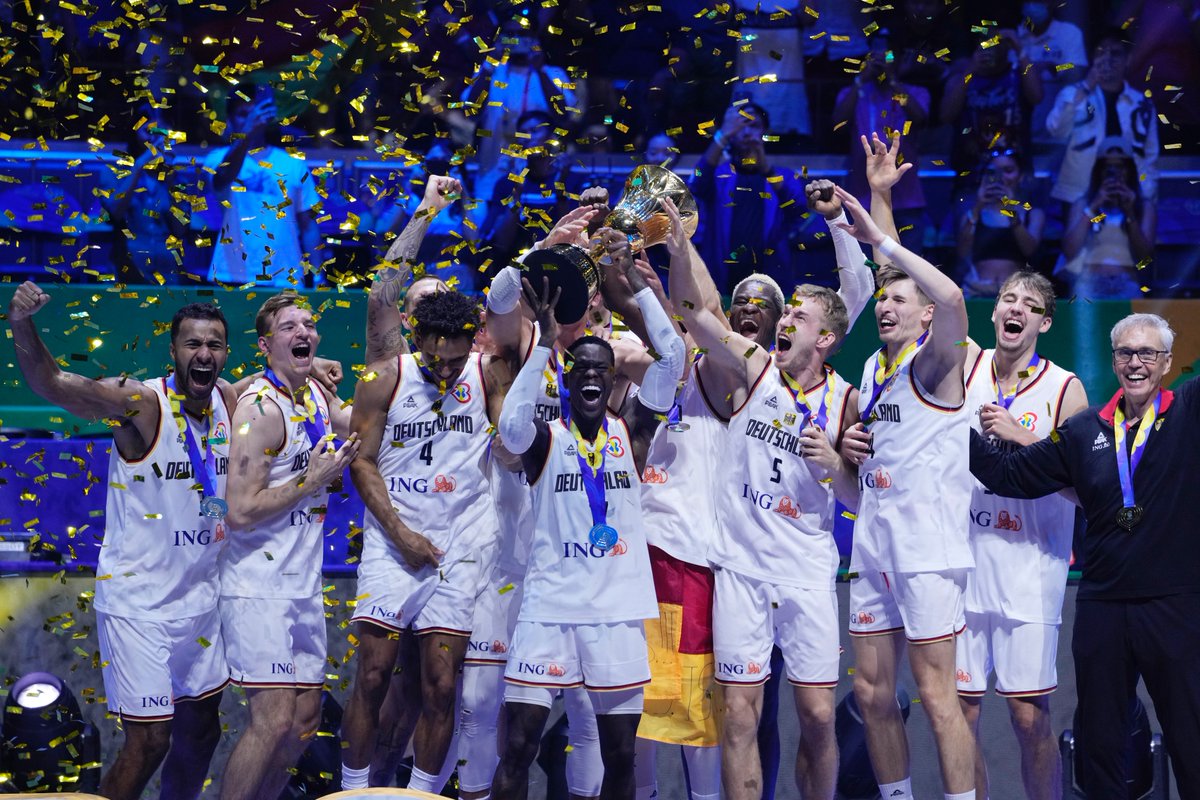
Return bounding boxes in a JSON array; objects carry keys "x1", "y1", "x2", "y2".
[
  {"x1": 165, "y1": 375, "x2": 223, "y2": 515},
  {"x1": 1112, "y1": 390, "x2": 1160, "y2": 512},
  {"x1": 264, "y1": 366, "x2": 329, "y2": 448},
  {"x1": 571, "y1": 419, "x2": 617, "y2": 551},
  {"x1": 993, "y1": 352, "x2": 1041, "y2": 410},
  {"x1": 860, "y1": 331, "x2": 928, "y2": 424}
]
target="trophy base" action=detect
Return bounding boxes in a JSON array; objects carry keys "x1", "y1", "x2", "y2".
[{"x1": 522, "y1": 245, "x2": 600, "y2": 325}]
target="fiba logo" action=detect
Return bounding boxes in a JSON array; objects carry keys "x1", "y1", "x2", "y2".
[
  {"x1": 606, "y1": 437, "x2": 625, "y2": 457},
  {"x1": 453, "y1": 383, "x2": 471, "y2": 403},
  {"x1": 210, "y1": 421, "x2": 229, "y2": 445},
  {"x1": 1017, "y1": 411, "x2": 1037, "y2": 430}
]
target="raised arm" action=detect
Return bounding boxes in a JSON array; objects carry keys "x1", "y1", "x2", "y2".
[
  {"x1": 225, "y1": 392, "x2": 360, "y2": 530},
  {"x1": 366, "y1": 175, "x2": 463, "y2": 363},
  {"x1": 861, "y1": 132, "x2": 909, "y2": 256},
  {"x1": 348, "y1": 360, "x2": 442, "y2": 569},
  {"x1": 806, "y1": 178, "x2": 874, "y2": 328},
  {"x1": 7, "y1": 282, "x2": 159, "y2": 458},
  {"x1": 661, "y1": 198, "x2": 768, "y2": 394},
  {"x1": 497, "y1": 279, "x2": 558, "y2": 482},
  {"x1": 835, "y1": 187, "x2": 968, "y2": 403}
]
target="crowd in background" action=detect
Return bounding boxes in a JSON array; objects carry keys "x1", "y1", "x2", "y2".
[{"x1": 1, "y1": 0, "x2": 1198, "y2": 299}]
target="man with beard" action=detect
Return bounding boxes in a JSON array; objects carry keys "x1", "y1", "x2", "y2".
[
  {"x1": 340, "y1": 289, "x2": 515, "y2": 792},
  {"x1": 957, "y1": 272, "x2": 1087, "y2": 798},
  {"x1": 8, "y1": 282, "x2": 233, "y2": 800},
  {"x1": 221, "y1": 292, "x2": 359, "y2": 800},
  {"x1": 492, "y1": 233, "x2": 685, "y2": 800}
]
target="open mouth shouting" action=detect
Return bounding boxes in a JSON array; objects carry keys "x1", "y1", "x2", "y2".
[
  {"x1": 578, "y1": 382, "x2": 605, "y2": 404},
  {"x1": 188, "y1": 362, "x2": 217, "y2": 391},
  {"x1": 737, "y1": 316, "x2": 761, "y2": 339},
  {"x1": 290, "y1": 340, "x2": 313, "y2": 363},
  {"x1": 775, "y1": 333, "x2": 793, "y2": 352},
  {"x1": 1000, "y1": 316, "x2": 1025, "y2": 343},
  {"x1": 877, "y1": 315, "x2": 899, "y2": 337}
]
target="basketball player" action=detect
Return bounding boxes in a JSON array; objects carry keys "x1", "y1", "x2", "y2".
[
  {"x1": 8, "y1": 282, "x2": 232, "y2": 800},
  {"x1": 220, "y1": 292, "x2": 359, "y2": 800},
  {"x1": 632, "y1": 183, "x2": 872, "y2": 800},
  {"x1": 958, "y1": 272, "x2": 1087, "y2": 798},
  {"x1": 492, "y1": 230, "x2": 686, "y2": 800},
  {"x1": 659, "y1": 197, "x2": 859, "y2": 799},
  {"x1": 340, "y1": 289, "x2": 516, "y2": 791},
  {"x1": 836, "y1": 185, "x2": 978, "y2": 800}
]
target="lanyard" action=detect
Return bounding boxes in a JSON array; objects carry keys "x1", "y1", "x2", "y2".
[
  {"x1": 1112, "y1": 391, "x2": 1161, "y2": 510},
  {"x1": 861, "y1": 331, "x2": 927, "y2": 423},
  {"x1": 780, "y1": 364, "x2": 836, "y2": 431},
  {"x1": 993, "y1": 352, "x2": 1041, "y2": 410},
  {"x1": 164, "y1": 376, "x2": 218, "y2": 499},
  {"x1": 571, "y1": 419, "x2": 609, "y2": 529},
  {"x1": 263, "y1": 366, "x2": 327, "y2": 448}
]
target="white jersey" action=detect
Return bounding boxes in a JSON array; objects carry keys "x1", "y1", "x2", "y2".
[
  {"x1": 852, "y1": 344, "x2": 974, "y2": 573},
  {"x1": 965, "y1": 350, "x2": 1078, "y2": 623},
  {"x1": 220, "y1": 376, "x2": 331, "y2": 599},
  {"x1": 363, "y1": 353, "x2": 498, "y2": 563},
  {"x1": 710, "y1": 364, "x2": 851, "y2": 589},
  {"x1": 520, "y1": 417, "x2": 659, "y2": 624},
  {"x1": 640, "y1": 359, "x2": 726, "y2": 566},
  {"x1": 97, "y1": 378, "x2": 231, "y2": 620}
]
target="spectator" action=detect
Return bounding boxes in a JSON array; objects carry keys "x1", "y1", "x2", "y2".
[
  {"x1": 833, "y1": 32, "x2": 931, "y2": 241},
  {"x1": 204, "y1": 86, "x2": 324, "y2": 287},
  {"x1": 733, "y1": 0, "x2": 812, "y2": 146},
  {"x1": 884, "y1": 0, "x2": 968, "y2": 126},
  {"x1": 688, "y1": 101, "x2": 803, "y2": 294},
  {"x1": 942, "y1": 29, "x2": 1043, "y2": 179},
  {"x1": 1017, "y1": 0, "x2": 1089, "y2": 139},
  {"x1": 1118, "y1": 0, "x2": 1200, "y2": 152},
  {"x1": 643, "y1": 132, "x2": 679, "y2": 170},
  {"x1": 1046, "y1": 29, "x2": 1161, "y2": 206},
  {"x1": 802, "y1": 0, "x2": 869, "y2": 150},
  {"x1": 460, "y1": 14, "x2": 579, "y2": 183},
  {"x1": 1059, "y1": 137, "x2": 1156, "y2": 299},
  {"x1": 645, "y1": 44, "x2": 722, "y2": 154},
  {"x1": 98, "y1": 109, "x2": 188, "y2": 284},
  {"x1": 479, "y1": 111, "x2": 572, "y2": 271},
  {"x1": 957, "y1": 146, "x2": 1046, "y2": 297}
]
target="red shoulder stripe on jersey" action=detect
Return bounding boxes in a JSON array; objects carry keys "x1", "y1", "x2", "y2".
[
  {"x1": 965, "y1": 348, "x2": 986, "y2": 388},
  {"x1": 1052, "y1": 373, "x2": 1077, "y2": 428},
  {"x1": 388, "y1": 355, "x2": 405, "y2": 408},
  {"x1": 731, "y1": 358, "x2": 773, "y2": 418}
]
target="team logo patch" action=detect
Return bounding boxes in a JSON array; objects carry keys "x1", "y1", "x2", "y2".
[
  {"x1": 453, "y1": 383, "x2": 471, "y2": 403},
  {"x1": 605, "y1": 437, "x2": 625, "y2": 457},
  {"x1": 783, "y1": 412, "x2": 797, "y2": 426},
  {"x1": 641, "y1": 465, "x2": 668, "y2": 484},
  {"x1": 210, "y1": 421, "x2": 229, "y2": 445},
  {"x1": 995, "y1": 510, "x2": 1022, "y2": 531},
  {"x1": 433, "y1": 475, "x2": 456, "y2": 493},
  {"x1": 1017, "y1": 411, "x2": 1037, "y2": 430}
]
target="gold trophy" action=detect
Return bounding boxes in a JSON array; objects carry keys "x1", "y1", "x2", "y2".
[{"x1": 523, "y1": 165, "x2": 699, "y2": 323}]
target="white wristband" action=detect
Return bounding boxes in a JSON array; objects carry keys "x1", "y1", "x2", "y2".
[
  {"x1": 486, "y1": 266, "x2": 522, "y2": 314},
  {"x1": 878, "y1": 236, "x2": 901, "y2": 261}
]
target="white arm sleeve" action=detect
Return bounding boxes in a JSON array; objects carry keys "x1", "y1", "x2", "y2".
[
  {"x1": 826, "y1": 210, "x2": 874, "y2": 331},
  {"x1": 486, "y1": 266, "x2": 523, "y2": 314},
  {"x1": 633, "y1": 287, "x2": 686, "y2": 413},
  {"x1": 498, "y1": 345, "x2": 549, "y2": 455}
]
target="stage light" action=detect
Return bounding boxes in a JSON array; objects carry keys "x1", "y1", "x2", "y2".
[{"x1": 0, "y1": 671, "x2": 100, "y2": 793}]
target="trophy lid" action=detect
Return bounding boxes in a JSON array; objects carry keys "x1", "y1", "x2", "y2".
[{"x1": 521, "y1": 244, "x2": 600, "y2": 325}]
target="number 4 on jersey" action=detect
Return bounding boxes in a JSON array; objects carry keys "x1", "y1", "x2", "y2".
[{"x1": 419, "y1": 441, "x2": 433, "y2": 466}]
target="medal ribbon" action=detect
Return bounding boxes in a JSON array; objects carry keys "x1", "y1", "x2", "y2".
[
  {"x1": 993, "y1": 352, "x2": 1041, "y2": 410},
  {"x1": 165, "y1": 375, "x2": 219, "y2": 499},
  {"x1": 666, "y1": 351, "x2": 705, "y2": 430},
  {"x1": 781, "y1": 364, "x2": 836, "y2": 431},
  {"x1": 571, "y1": 419, "x2": 609, "y2": 529},
  {"x1": 860, "y1": 331, "x2": 928, "y2": 423},
  {"x1": 1112, "y1": 390, "x2": 1161, "y2": 510},
  {"x1": 264, "y1": 366, "x2": 328, "y2": 448}
]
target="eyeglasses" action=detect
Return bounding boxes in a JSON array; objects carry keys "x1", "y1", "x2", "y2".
[
  {"x1": 988, "y1": 147, "x2": 1017, "y2": 160},
  {"x1": 1112, "y1": 348, "x2": 1169, "y2": 364}
]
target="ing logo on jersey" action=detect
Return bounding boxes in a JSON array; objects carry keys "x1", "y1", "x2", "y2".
[
  {"x1": 453, "y1": 383, "x2": 471, "y2": 403},
  {"x1": 1017, "y1": 411, "x2": 1037, "y2": 430},
  {"x1": 210, "y1": 421, "x2": 229, "y2": 446},
  {"x1": 605, "y1": 437, "x2": 625, "y2": 457},
  {"x1": 956, "y1": 668, "x2": 972, "y2": 684},
  {"x1": 433, "y1": 475, "x2": 457, "y2": 493},
  {"x1": 609, "y1": 539, "x2": 628, "y2": 556}
]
